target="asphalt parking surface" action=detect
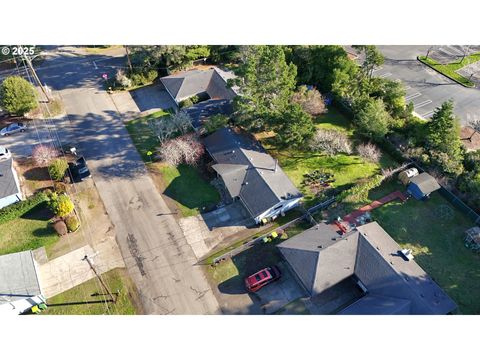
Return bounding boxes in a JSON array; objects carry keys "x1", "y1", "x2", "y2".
[{"x1": 376, "y1": 46, "x2": 480, "y2": 124}]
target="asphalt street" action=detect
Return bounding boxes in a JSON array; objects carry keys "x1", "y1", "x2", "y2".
[
  {"x1": 3, "y1": 47, "x2": 220, "y2": 314},
  {"x1": 376, "y1": 46, "x2": 480, "y2": 123}
]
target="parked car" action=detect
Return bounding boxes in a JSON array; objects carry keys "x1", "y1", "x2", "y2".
[
  {"x1": 0, "y1": 122, "x2": 27, "y2": 136},
  {"x1": 0, "y1": 146, "x2": 12, "y2": 161},
  {"x1": 245, "y1": 266, "x2": 281, "y2": 292},
  {"x1": 68, "y1": 156, "x2": 91, "y2": 182}
]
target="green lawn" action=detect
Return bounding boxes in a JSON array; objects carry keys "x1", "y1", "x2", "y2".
[
  {"x1": 41, "y1": 268, "x2": 138, "y2": 315},
  {"x1": 125, "y1": 110, "x2": 171, "y2": 162},
  {"x1": 418, "y1": 53, "x2": 480, "y2": 87},
  {"x1": 267, "y1": 107, "x2": 396, "y2": 208},
  {"x1": 370, "y1": 184, "x2": 480, "y2": 314},
  {"x1": 0, "y1": 205, "x2": 58, "y2": 256},
  {"x1": 157, "y1": 163, "x2": 220, "y2": 217}
]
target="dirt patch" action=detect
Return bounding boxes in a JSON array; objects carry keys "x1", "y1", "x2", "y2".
[
  {"x1": 15, "y1": 158, "x2": 53, "y2": 196},
  {"x1": 147, "y1": 163, "x2": 182, "y2": 221}
]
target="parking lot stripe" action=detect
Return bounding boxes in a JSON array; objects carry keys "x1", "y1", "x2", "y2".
[
  {"x1": 420, "y1": 110, "x2": 435, "y2": 118},
  {"x1": 414, "y1": 100, "x2": 432, "y2": 109},
  {"x1": 405, "y1": 92, "x2": 421, "y2": 101}
]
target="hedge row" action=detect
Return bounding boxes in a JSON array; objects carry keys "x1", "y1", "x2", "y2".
[{"x1": 0, "y1": 191, "x2": 49, "y2": 226}]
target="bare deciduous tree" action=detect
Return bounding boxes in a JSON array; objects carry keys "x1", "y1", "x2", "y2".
[
  {"x1": 116, "y1": 69, "x2": 132, "y2": 88},
  {"x1": 157, "y1": 134, "x2": 204, "y2": 167},
  {"x1": 464, "y1": 118, "x2": 480, "y2": 142},
  {"x1": 291, "y1": 85, "x2": 327, "y2": 117},
  {"x1": 309, "y1": 129, "x2": 352, "y2": 155},
  {"x1": 148, "y1": 111, "x2": 193, "y2": 144},
  {"x1": 32, "y1": 144, "x2": 59, "y2": 166},
  {"x1": 357, "y1": 142, "x2": 381, "y2": 163}
]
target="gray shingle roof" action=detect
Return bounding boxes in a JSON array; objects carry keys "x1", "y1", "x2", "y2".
[
  {"x1": 278, "y1": 221, "x2": 457, "y2": 314},
  {"x1": 0, "y1": 251, "x2": 42, "y2": 304},
  {"x1": 0, "y1": 158, "x2": 20, "y2": 199},
  {"x1": 204, "y1": 127, "x2": 302, "y2": 218},
  {"x1": 161, "y1": 67, "x2": 236, "y2": 103},
  {"x1": 409, "y1": 172, "x2": 440, "y2": 194},
  {"x1": 339, "y1": 294, "x2": 411, "y2": 315}
]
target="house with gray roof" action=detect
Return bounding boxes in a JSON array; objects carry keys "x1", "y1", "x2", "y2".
[
  {"x1": 0, "y1": 158, "x2": 22, "y2": 209},
  {"x1": 0, "y1": 250, "x2": 45, "y2": 315},
  {"x1": 278, "y1": 221, "x2": 457, "y2": 315},
  {"x1": 204, "y1": 127, "x2": 303, "y2": 224},
  {"x1": 160, "y1": 67, "x2": 238, "y2": 129},
  {"x1": 160, "y1": 67, "x2": 237, "y2": 105}
]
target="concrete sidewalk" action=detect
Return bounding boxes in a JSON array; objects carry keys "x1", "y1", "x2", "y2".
[{"x1": 38, "y1": 237, "x2": 125, "y2": 298}]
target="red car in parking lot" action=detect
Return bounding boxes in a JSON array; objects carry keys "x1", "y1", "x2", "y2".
[{"x1": 245, "y1": 266, "x2": 281, "y2": 292}]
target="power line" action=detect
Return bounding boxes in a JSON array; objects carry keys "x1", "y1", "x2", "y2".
[{"x1": 18, "y1": 55, "x2": 114, "y2": 315}]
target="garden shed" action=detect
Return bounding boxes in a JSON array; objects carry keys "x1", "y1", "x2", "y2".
[{"x1": 407, "y1": 172, "x2": 440, "y2": 200}]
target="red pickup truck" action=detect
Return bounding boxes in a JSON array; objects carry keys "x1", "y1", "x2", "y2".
[{"x1": 245, "y1": 266, "x2": 281, "y2": 292}]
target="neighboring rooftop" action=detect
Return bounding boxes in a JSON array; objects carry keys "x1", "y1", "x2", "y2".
[
  {"x1": 185, "y1": 99, "x2": 233, "y2": 129},
  {"x1": 278, "y1": 221, "x2": 457, "y2": 315},
  {"x1": 0, "y1": 158, "x2": 20, "y2": 199},
  {"x1": 160, "y1": 67, "x2": 237, "y2": 103},
  {"x1": 204, "y1": 127, "x2": 302, "y2": 218},
  {"x1": 0, "y1": 250, "x2": 42, "y2": 305}
]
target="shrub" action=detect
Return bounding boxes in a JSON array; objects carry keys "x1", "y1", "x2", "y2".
[
  {"x1": 0, "y1": 191, "x2": 48, "y2": 225},
  {"x1": 48, "y1": 159, "x2": 68, "y2": 181},
  {"x1": 179, "y1": 98, "x2": 194, "y2": 108},
  {"x1": 48, "y1": 192, "x2": 74, "y2": 217},
  {"x1": 52, "y1": 219, "x2": 68, "y2": 236},
  {"x1": 32, "y1": 144, "x2": 59, "y2": 166},
  {"x1": 146, "y1": 69, "x2": 158, "y2": 83},
  {"x1": 53, "y1": 182, "x2": 67, "y2": 194},
  {"x1": 309, "y1": 129, "x2": 352, "y2": 155},
  {"x1": 291, "y1": 85, "x2": 327, "y2": 116},
  {"x1": 204, "y1": 114, "x2": 229, "y2": 133},
  {"x1": 65, "y1": 215, "x2": 80, "y2": 232},
  {"x1": 356, "y1": 142, "x2": 381, "y2": 162},
  {"x1": 0, "y1": 75, "x2": 38, "y2": 115},
  {"x1": 115, "y1": 69, "x2": 132, "y2": 88},
  {"x1": 337, "y1": 175, "x2": 384, "y2": 205}
]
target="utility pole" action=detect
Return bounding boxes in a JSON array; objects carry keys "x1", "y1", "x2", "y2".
[
  {"x1": 82, "y1": 254, "x2": 116, "y2": 303},
  {"x1": 124, "y1": 45, "x2": 133, "y2": 73},
  {"x1": 22, "y1": 52, "x2": 52, "y2": 103}
]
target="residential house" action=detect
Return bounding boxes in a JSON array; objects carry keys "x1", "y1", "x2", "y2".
[
  {"x1": 160, "y1": 66, "x2": 238, "y2": 128},
  {"x1": 0, "y1": 250, "x2": 45, "y2": 315},
  {"x1": 277, "y1": 221, "x2": 457, "y2": 315},
  {"x1": 0, "y1": 158, "x2": 22, "y2": 209},
  {"x1": 203, "y1": 127, "x2": 303, "y2": 224}
]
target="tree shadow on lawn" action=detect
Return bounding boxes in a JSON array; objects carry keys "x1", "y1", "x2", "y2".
[
  {"x1": 23, "y1": 167, "x2": 51, "y2": 181},
  {"x1": 163, "y1": 164, "x2": 220, "y2": 213},
  {"x1": 20, "y1": 204, "x2": 53, "y2": 221}
]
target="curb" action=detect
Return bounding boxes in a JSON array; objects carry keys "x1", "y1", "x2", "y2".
[{"x1": 417, "y1": 56, "x2": 476, "y2": 89}]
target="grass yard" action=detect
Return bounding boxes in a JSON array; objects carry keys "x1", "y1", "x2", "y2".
[
  {"x1": 126, "y1": 110, "x2": 220, "y2": 217},
  {"x1": 125, "y1": 110, "x2": 171, "y2": 162},
  {"x1": 370, "y1": 183, "x2": 480, "y2": 314},
  {"x1": 41, "y1": 268, "x2": 139, "y2": 315},
  {"x1": 268, "y1": 107, "x2": 396, "y2": 208},
  {"x1": 418, "y1": 53, "x2": 480, "y2": 87},
  {"x1": 0, "y1": 205, "x2": 58, "y2": 256},
  {"x1": 155, "y1": 163, "x2": 220, "y2": 217}
]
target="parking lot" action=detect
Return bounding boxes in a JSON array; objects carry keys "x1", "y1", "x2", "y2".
[{"x1": 376, "y1": 46, "x2": 480, "y2": 124}]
